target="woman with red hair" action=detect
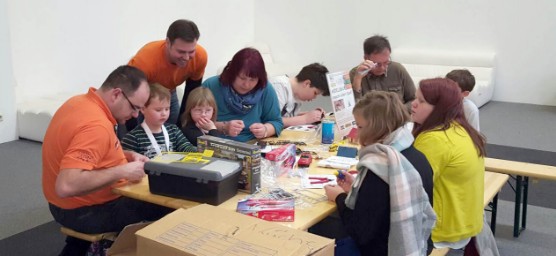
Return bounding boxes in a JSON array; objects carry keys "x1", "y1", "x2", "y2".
[
  {"x1": 202, "y1": 48, "x2": 283, "y2": 142},
  {"x1": 411, "y1": 78, "x2": 486, "y2": 255}
]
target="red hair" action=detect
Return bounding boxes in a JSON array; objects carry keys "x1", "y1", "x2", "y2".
[
  {"x1": 413, "y1": 78, "x2": 486, "y2": 156},
  {"x1": 219, "y1": 47, "x2": 267, "y2": 90}
]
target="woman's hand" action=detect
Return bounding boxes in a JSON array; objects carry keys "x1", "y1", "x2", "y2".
[
  {"x1": 249, "y1": 123, "x2": 267, "y2": 139},
  {"x1": 225, "y1": 120, "x2": 245, "y2": 137},
  {"x1": 336, "y1": 170, "x2": 355, "y2": 193},
  {"x1": 324, "y1": 184, "x2": 345, "y2": 202}
]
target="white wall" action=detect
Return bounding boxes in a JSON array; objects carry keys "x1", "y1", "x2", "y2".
[
  {"x1": 8, "y1": 0, "x2": 254, "y2": 102},
  {"x1": 254, "y1": 0, "x2": 556, "y2": 106},
  {"x1": 0, "y1": 0, "x2": 17, "y2": 144}
]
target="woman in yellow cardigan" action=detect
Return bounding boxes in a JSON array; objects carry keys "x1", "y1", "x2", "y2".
[{"x1": 411, "y1": 78, "x2": 486, "y2": 256}]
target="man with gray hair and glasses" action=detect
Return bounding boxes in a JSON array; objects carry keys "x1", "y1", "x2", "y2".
[{"x1": 350, "y1": 35, "x2": 416, "y2": 110}]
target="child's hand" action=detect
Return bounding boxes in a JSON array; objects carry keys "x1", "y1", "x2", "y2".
[
  {"x1": 304, "y1": 109, "x2": 324, "y2": 124},
  {"x1": 196, "y1": 118, "x2": 216, "y2": 131}
]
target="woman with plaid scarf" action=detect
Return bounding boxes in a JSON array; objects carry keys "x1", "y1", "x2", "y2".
[{"x1": 325, "y1": 91, "x2": 436, "y2": 256}]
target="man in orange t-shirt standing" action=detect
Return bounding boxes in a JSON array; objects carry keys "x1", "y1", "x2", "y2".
[
  {"x1": 126, "y1": 19, "x2": 208, "y2": 132},
  {"x1": 43, "y1": 66, "x2": 171, "y2": 255}
]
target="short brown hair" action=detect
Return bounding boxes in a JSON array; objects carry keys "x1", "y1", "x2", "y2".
[
  {"x1": 166, "y1": 19, "x2": 200, "y2": 43},
  {"x1": 446, "y1": 69, "x2": 476, "y2": 92},
  {"x1": 145, "y1": 83, "x2": 171, "y2": 107},
  {"x1": 353, "y1": 91, "x2": 409, "y2": 146},
  {"x1": 363, "y1": 35, "x2": 391, "y2": 55}
]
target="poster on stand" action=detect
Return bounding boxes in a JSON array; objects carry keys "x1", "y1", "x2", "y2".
[{"x1": 326, "y1": 71, "x2": 356, "y2": 138}]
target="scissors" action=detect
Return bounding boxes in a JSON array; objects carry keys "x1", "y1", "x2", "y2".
[{"x1": 309, "y1": 177, "x2": 335, "y2": 185}]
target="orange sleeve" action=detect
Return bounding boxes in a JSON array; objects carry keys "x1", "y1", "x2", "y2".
[{"x1": 60, "y1": 124, "x2": 113, "y2": 171}]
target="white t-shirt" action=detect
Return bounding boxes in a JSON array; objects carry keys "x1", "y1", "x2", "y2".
[
  {"x1": 269, "y1": 75, "x2": 301, "y2": 117},
  {"x1": 463, "y1": 98, "x2": 480, "y2": 131}
]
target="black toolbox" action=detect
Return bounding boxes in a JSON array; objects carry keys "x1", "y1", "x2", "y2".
[{"x1": 145, "y1": 156, "x2": 242, "y2": 205}]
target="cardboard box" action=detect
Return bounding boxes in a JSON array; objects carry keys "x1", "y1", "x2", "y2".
[
  {"x1": 197, "y1": 135, "x2": 261, "y2": 194},
  {"x1": 107, "y1": 222, "x2": 150, "y2": 256},
  {"x1": 134, "y1": 204, "x2": 333, "y2": 256},
  {"x1": 145, "y1": 154, "x2": 242, "y2": 205}
]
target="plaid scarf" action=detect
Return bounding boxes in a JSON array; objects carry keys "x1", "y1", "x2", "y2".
[{"x1": 346, "y1": 124, "x2": 436, "y2": 256}]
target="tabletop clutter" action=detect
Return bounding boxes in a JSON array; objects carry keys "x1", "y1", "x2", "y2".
[{"x1": 143, "y1": 127, "x2": 359, "y2": 222}]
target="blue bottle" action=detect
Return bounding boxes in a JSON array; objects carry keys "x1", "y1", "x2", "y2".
[{"x1": 321, "y1": 120, "x2": 335, "y2": 144}]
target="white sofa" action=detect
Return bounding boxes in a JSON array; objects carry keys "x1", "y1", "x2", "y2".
[
  {"x1": 17, "y1": 93, "x2": 74, "y2": 142},
  {"x1": 393, "y1": 49, "x2": 496, "y2": 107}
]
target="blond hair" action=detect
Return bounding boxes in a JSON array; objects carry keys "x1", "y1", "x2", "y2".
[
  {"x1": 353, "y1": 91, "x2": 409, "y2": 145},
  {"x1": 180, "y1": 87, "x2": 217, "y2": 127},
  {"x1": 145, "y1": 83, "x2": 171, "y2": 107}
]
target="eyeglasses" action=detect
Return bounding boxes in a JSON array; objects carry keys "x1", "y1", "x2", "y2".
[
  {"x1": 191, "y1": 108, "x2": 213, "y2": 115},
  {"x1": 374, "y1": 58, "x2": 391, "y2": 68},
  {"x1": 121, "y1": 90, "x2": 141, "y2": 112}
]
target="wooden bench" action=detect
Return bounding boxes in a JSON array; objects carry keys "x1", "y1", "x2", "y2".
[
  {"x1": 60, "y1": 226, "x2": 117, "y2": 242},
  {"x1": 428, "y1": 171, "x2": 508, "y2": 256},
  {"x1": 485, "y1": 157, "x2": 556, "y2": 237}
]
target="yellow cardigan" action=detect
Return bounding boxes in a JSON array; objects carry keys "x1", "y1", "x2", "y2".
[{"x1": 414, "y1": 123, "x2": 484, "y2": 242}]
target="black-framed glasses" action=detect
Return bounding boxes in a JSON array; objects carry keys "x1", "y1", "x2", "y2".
[{"x1": 121, "y1": 90, "x2": 141, "y2": 112}]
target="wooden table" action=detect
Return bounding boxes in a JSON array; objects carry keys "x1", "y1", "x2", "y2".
[
  {"x1": 483, "y1": 171, "x2": 510, "y2": 235},
  {"x1": 113, "y1": 129, "x2": 343, "y2": 230},
  {"x1": 485, "y1": 157, "x2": 556, "y2": 237}
]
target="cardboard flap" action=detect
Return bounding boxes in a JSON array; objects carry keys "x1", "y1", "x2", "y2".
[
  {"x1": 107, "y1": 222, "x2": 151, "y2": 256},
  {"x1": 136, "y1": 204, "x2": 333, "y2": 256}
]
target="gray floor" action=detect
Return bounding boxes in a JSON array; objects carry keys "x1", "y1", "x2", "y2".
[
  {"x1": 0, "y1": 140, "x2": 52, "y2": 240},
  {"x1": 1, "y1": 100, "x2": 556, "y2": 255}
]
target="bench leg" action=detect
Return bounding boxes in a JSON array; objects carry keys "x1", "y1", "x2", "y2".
[
  {"x1": 522, "y1": 176, "x2": 529, "y2": 231},
  {"x1": 513, "y1": 175, "x2": 528, "y2": 237},
  {"x1": 489, "y1": 193, "x2": 499, "y2": 235}
]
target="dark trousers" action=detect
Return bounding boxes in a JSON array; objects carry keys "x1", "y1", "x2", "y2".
[{"x1": 50, "y1": 197, "x2": 173, "y2": 256}]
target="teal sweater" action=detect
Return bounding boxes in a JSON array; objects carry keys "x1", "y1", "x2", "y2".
[{"x1": 202, "y1": 76, "x2": 283, "y2": 142}]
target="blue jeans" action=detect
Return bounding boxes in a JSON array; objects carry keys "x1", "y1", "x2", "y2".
[
  {"x1": 50, "y1": 198, "x2": 171, "y2": 255},
  {"x1": 49, "y1": 198, "x2": 171, "y2": 234},
  {"x1": 168, "y1": 90, "x2": 180, "y2": 125}
]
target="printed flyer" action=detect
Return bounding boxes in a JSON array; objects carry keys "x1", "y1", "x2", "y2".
[{"x1": 326, "y1": 71, "x2": 356, "y2": 138}]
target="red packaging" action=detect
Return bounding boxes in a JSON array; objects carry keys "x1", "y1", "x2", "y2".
[
  {"x1": 265, "y1": 143, "x2": 296, "y2": 176},
  {"x1": 236, "y1": 198, "x2": 295, "y2": 222}
]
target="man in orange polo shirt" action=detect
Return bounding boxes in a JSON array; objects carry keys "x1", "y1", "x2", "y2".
[
  {"x1": 127, "y1": 19, "x2": 208, "y2": 131},
  {"x1": 43, "y1": 65, "x2": 171, "y2": 255}
]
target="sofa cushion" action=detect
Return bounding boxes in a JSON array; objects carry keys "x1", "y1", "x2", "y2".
[{"x1": 393, "y1": 49, "x2": 496, "y2": 108}]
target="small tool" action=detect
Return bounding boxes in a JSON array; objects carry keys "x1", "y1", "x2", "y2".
[
  {"x1": 335, "y1": 170, "x2": 346, "y2": 180},
  {"x1": 309, "y1": 177, "x2": 335, "y2": 185}
]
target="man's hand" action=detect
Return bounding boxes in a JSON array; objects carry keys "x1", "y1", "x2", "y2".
[
  {"x1": 355, "y1": 60, "x2": 377, "y2": 78},
  {"x1": 124, "y1": 150, "x2": 148, "y2": 163},
  {"x1": 121, "y1": 161, "x2": 146, "y2": 183}
]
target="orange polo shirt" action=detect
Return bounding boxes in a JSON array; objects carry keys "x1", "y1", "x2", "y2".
[
  {"x1": 128, "y1": 40, "x2": 207, "y2": 90},
  {"x1": 42, "y1": 88, "x2": 126, "y2": 209}
]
